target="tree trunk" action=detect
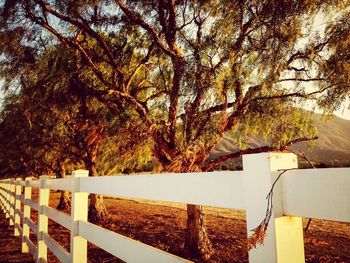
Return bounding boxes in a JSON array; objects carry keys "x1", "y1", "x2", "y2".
[
  {"x1": 56, "y1": 162, "x2": 71, "y2": 210},
  {"x1": 184, "y1": 204, "x2": 213, "y2": 261},
  {"x1": 57, "y1": 190, "x2": 71, "y2": 210},
  {"x1": 88, "y1": 193, "x2": 108, "y2": 222},
  {"x1": 86, "y1": 160, "x2": 108, "y2": 222},
  {"x1": 155, "y1": 153, "x2": 214, "y2": 261}
]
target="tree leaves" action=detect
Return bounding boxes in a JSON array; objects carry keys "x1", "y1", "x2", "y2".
[{"x1": 1, "y1": 0, "x2": 350, "y2": 173}]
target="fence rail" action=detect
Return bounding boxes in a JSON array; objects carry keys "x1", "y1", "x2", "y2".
[{"x1": 0, "y1": 152, "x2": 349, "y2": 263}]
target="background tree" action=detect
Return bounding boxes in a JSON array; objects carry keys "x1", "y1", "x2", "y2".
[
  {"x1": 1, "y1": 0, "x2": 350, "y2": 260},
  {"x1": 0, "y1": 37, "x2": 154, "y2": 218}
]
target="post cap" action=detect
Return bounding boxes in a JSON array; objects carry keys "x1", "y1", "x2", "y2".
[{"x1": 72, "y1": 169, "x2": 89, "y2": 178}]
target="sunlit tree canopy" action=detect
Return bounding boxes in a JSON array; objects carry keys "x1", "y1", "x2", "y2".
[{"x1": 1, "y1": 0, "x2": 350, "y2": 258}]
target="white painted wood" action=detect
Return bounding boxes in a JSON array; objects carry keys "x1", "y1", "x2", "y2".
[
  {"x1": 281, "y1": 167, "x2": 350, "y2": 223},
  {"x1": 41, "y1": 232, "x2": 71, "y2": 263},
  {"x1": 2, "y1": 185, "x2": 8, "y2": 194},
  {"x1": 0, "y1": 183, "x2": 5, "y2": 212},
  {"x1": 14, "y1": 178, "x2": 22, "y2": 236},
  {"x1": 0, "y1": 153, "x2": 349, "y2": 263},
  {"x1": 0, "y1": 185, "x2": 2, "y2": 211},
  {"x1": 243, "y1": 152, "x2": 304, "y2": 263},
  {"x1": 15, "y1": 223, "x2": 23, "y2": 236},
  {"x1": 45, "y1": 178, "x2": 73, "y2": 192},
  {"x1": 43, "y1": 206, "x2": 71, "y2": 230},
  {"x1": 275, "y1": 216, "x2": 305, "y2": 263},
  {"x1": 24, "y1": 236, "x2": 38, "y2": 260},
  {"x1": 22, "y1": 177, "x2": 32, "y2": 253},
  {"x1": 2, "y1": 195, "x2": 9, "y2": 208},
  {"x1": 79, "y1": 171, "x2": 245, "y2": 209},
  {"x1": 15, "y1": 208, "x2": 23, "y2": 220},
  {"x1": 79, "y1": 221, "x2": 192, "y2": 263},
  {"x1": 70, "y1": 170, "x2": 89, "y2": 263},
  {"x1": 0, "y1": 183, "x2": 4, "y2": 208},
  {"x1": 26, "y1": 199, "x2": 39, "y2": 211},
  {"x1": 25, "y1": 217, "x2": 38, "y2": 235},
  {"x1": 5, "y1": 183, "x2": 10, "y2": 218},
  {"x1": 19, "y1": 195, "x2": 25, "y2": 203},
  {"x1": 28, "y1": 180, "x2": 40, "y2": 189},
  {"x1": 9, "y1": 179, "x2": 15, "y2": 225},
  {"x1": 1, "y1": 192, "x2": 4, "y2": 211},
  {"x1": 0, "y1": 184, "x2": 3, "y2": 202},
  {"x1": 37, "y1": 176, "x2": 50, "y2": 262}
]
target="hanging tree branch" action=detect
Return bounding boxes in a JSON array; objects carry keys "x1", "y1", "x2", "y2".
[{"x1": 203, "y1": 136, "x2": 318, "y2": 171}]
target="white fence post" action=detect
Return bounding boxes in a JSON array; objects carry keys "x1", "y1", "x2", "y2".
[
  {"x1": 22, "y1": 177, "x2": 32, "y2": 253},
  {"x1": 14, "y1": 178, "x2": 22, "y2": 236},
  {"x1": 9, "y1": 179, "x2": 15, "y2": 225},
  {"x1": 243, "y1": 152, "x2": 304, "y2": 263},
  {"x1": 70, "y1": 169, "x2": 89, "y2": 263},
  {"x1": 37, "y1": 175, "x2": 50, "y2": 262}
]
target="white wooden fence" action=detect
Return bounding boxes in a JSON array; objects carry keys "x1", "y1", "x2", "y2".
[{"x1": 0, "y1": 152, "x2": 349, "y2": 263}]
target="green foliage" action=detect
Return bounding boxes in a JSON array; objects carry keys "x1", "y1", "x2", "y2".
[
  {"x1": 0, "y1": 41, "x2": 153, "y2": 177},
  {"x1": 317, "y1": 12, "x2": 350, "y2": 113},
  {"x1": 232, "y1": 102, "x2": 317, "y2": 149},
  {"x1": 1, "y1": 0, "x2": 350, "y2": 175}
]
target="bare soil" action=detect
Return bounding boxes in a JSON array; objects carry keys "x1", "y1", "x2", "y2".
[
  {"x1": 1, "y1": 191, "x2": 350, "y2": 262},
  {"x1": 0, "y1": 213, "x2": 34, "y2": 263}
]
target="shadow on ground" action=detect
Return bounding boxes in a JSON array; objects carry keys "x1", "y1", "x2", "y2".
[{"x1": 0, "y1": 213, "x2": 34, "y2": 263}]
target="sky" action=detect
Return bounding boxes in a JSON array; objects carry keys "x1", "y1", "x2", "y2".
[
  {"x1": 333, "y1": 101, "x2": 350, "y2": 120},
  {"x1": 302, "y1": 10, "x2": 350, "y2": 120}
]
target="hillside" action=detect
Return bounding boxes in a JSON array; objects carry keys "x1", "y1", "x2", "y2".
[{"x1": 212, "y1": 113, "x2": 350, "y2": 169}]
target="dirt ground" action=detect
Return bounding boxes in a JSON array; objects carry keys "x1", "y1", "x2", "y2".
[
  {"x1": 1, "y1": 191, "x2": 350, "y2": 263},
  {"x1": 0, "y1": 213, "x2": 35, "y2": 263}
]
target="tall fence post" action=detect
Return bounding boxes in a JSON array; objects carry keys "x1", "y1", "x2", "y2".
[
  {"x1": 9, "y1": 179, "x2": 15, "y2": 225},
  {"x1": 70, "y1": 169, "x2": 89, "y2": 263},
  {"x1": 243, "y1": 152, "x2": 304, "y2": 263},
  {"x1": 14, "y1": 178, "x2": 22, "y2": 236},
  {"x1": 22, "y1": 177, "x2": 32, "y2": 253},
  {"x1": 37, "y1": 175, "x2": 50, "y2": 262}
]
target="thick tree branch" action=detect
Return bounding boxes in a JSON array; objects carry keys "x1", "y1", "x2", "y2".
[
  {"x1": 251, "y1": 86, "x2": 331, "y2": 102},
  {"x1": 277, "y1": 78, "x2": 327, "y2": 83},
  {"x1": 25, "y1": 9, "x2": 152, "y2": 126},
  {"x1": 203, "y1": 136, "x2": 318, "y2": 171},
  {"x1": 125, "y1": 43, "x2": 155, "y2": 92},
  {"x1": 143, "y1": 90, "x2": 166, "y2": 103}
]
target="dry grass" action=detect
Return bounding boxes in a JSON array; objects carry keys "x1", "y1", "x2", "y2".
[{"x1": 1, "y1": 191, "x2": 349, "y2": 262}]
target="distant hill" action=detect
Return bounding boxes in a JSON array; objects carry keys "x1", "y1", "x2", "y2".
[{"x1": 211, "y1": 113, "x2": 350, "y2": 169}]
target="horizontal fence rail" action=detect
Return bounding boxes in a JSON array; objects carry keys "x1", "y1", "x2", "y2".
[
  {"x1": 78, "y1": 220, "x2": 191, "y2": 263},
  {"x1": 79, "y1": 171, "x2": 245, "y2": 210},
  {"x1": 280, "y1": 168, "x2": 350, "y2": 223},
  {"x1": 0, "y1": 152, "x2": 349, "y2": 263}
]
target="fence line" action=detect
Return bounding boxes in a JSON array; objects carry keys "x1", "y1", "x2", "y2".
[{"x1": 0, "y1": 152, "x2": 349, "y2": 263}]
